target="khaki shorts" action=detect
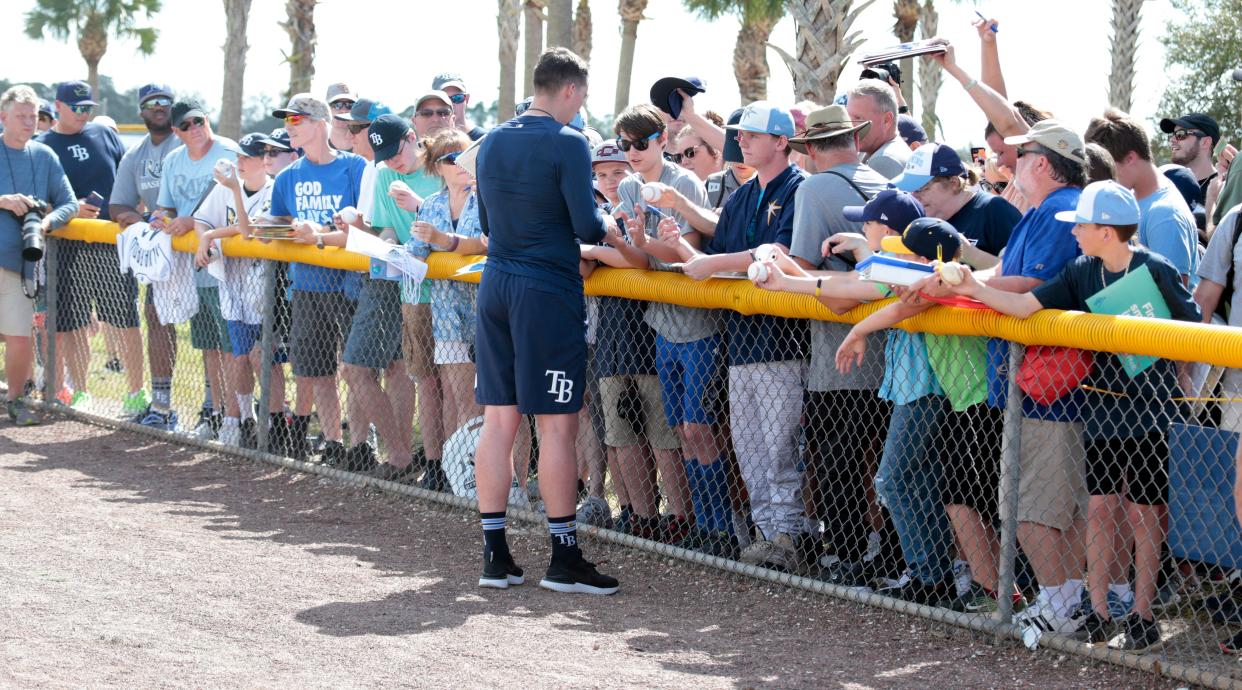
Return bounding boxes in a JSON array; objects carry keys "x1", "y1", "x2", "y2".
[
  {"x1": 401, "y1": 303, "x2": 436, "y2": 378},
  {"x1": 599, "y1": 374, "x2": 681, "y2": 450},
  {"x1": 0, "y1": 268, "x2": 34, "y2": 337},
  {"x1": 1017, "y1": 418, "x2": 1088, "y2": 531}
]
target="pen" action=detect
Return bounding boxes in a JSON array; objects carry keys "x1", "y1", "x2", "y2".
[{"x1": 975, "y1": 10, "x2": 998, "y2": 32}]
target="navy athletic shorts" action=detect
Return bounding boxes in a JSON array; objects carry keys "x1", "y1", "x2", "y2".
[{"x1": 474, "y1": 268, "x2": 586, "y2": 415}]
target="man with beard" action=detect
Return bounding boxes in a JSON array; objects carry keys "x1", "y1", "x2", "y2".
[{"x1": 1159, "y1": 112, "x2": 1221, "y2": 199}]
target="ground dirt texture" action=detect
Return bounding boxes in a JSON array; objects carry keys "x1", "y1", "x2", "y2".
[{"x1": 0, "y1": 418, "x2": 1182, "y2": 689}]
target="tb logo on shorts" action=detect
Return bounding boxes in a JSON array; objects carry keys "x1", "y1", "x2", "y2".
[
  {"x1": 68, "y1": 144, "x2": 90, "y2": 162},
  {"x1": 545, "y1": 370, "x2": 573, "y2": 403}
]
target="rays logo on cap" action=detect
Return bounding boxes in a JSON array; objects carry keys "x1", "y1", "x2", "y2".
[
  {"x1": 369, "y1": 131, "x2": 383, "y2": 147},
  {"x1": 240, "y1": 134, "x2": 257, "y2": 147},
  {"x1": 74, "y1": 84, "x2": 90, "y2": 98}
]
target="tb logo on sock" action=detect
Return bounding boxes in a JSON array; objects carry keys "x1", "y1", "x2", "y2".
[
  {"x1": 545, "y1": 370, "x2": 573, "y2": 403},
  {"x1": 555, "y1": 533, "x2": 577, "y2": 547}
]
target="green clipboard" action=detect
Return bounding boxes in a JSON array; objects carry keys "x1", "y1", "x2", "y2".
[{"x1": 1084, "y1": 262, "x2": 1170, "y2": 377}]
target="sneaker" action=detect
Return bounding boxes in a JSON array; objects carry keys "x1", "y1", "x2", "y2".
[
  {"x1": 69, "y1": 390, "x2": 93, "y2": 409},
  {"x1": 817, "y1": 561, "x2": 872, "y2": 591},
  {"x1": 539, "y1": 555, "x2": 619, "y2": 595},
  {"x1": 193, "y1": 408, "x2": 221, "y2": 441},
  {"x1": 343, "y1": 443, "x2": 378, "y2": 473},
  {"x1": 122, "y1": 390, "x2": 150, "y2": 416},
  {"x1": 953, "y1": 560, "x2": 973, "y2": 598},
  {"x1": 369, "y1": 462, "x2": 418, "y2": 484},
  {"x1": 878, "y1": 576, "x2": 953, "y2": 607},
  {"x1": 104, "y1": 357, "x2": 123, "y2": 373},
  {"x1": 950, "y1": 582, "x2": 1000, "y2": 613},
  {"x1": 6, "y1": 397, "x2": 39, "y2": 426},
  {"x1": 1080, "y1": 588, "x2": 1134, "y2": 619},
  {"x1": 1015, "y1": 600, "x2": 1089, "y2": 649},
  {"x1": 418, "y1": 461, "x2": 450, "y2": 492},
  {"x1": 267, "y1": 416, "x2": 293, "y2": 457},
  {"x1": 240, "y1": 418, "x2": 259, "y2": 450},
  {"x1": 738, "y1": 532, "x2": 797, "y2": 572},
  {"x1": 218, "y1": 420, "x2": 242, "y2": 447},
  {"x1": 1219, "y1": 628, "x2": 1242, "y2": 655},
  {"x1": 320, "y1": 440, "x2": 347, "y2": 468},
  {"x1": 661, "y1": 514, "x2": 693, "y2": 545},
  {"x1": 1072, "y1": 609, "x2": 1118, "y2": 644},
  {"x1": 697, "y1": 531, "x2": 739, "y2": 560},
  {"x1": 1154, "y1": 569, "x2": 1195, "y2": 612},
  {"x1": 615, "y1": 506, "x2": 634, "y2": 535},
  {"x1": 576, "y1": 496, "x2": 613, "y2": 530},
  {"x1": 479, "y1": 551, "x2": 525, "y2": 589},
  {"x1": 135, "y1": 406, "x2": 178, "y2": 432},
  {"x1": 1114, "y1": 613, "x2": 1163, "y2": 652},
  {"x1": 862, "y1": 531, "x2": 882, "y2": 563}
]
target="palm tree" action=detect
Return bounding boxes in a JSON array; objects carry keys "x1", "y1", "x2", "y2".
[
  {"x1": 280, "y1": 0, "x2": 317, "y2": 100},
  {"x1": 523, "y1": 0, "x2": 546, "y2": 97},
  {"x1": 547, "y1": 0, "x2": 573, "y2": 48},
  {"x1": 498, "y1": 0, "x2": 522, "y2": 118},
  {"x1": 891, "y1": 0, "x2": 919, "y2": 107},
  {"x1": 615, "y1": 0, "x2": 650, "y2": 115},
  {"x1": 219, "y1": 0, "x2": 252, "y2": 140},
  {"x1": 573, "y1": 0, "x2": 593, "y2": 63},
  {"x1": 684, "y1": 0, "x2": 786, "y2": 104},
  {"x1": 24, "y1": 0, "x2": 161, "y2": 97},
  {"x1": 916, "y1": 0, "x2": 941, "y2": 137},
  {"x1": 1108, "y1": 0, "x2": 1143, "y2": 111},
  {"x1": 770, "y1": 0, "x2": 875, "y2": 104}
]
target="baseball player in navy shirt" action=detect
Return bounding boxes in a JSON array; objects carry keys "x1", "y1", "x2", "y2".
[{"x1": 473, "y1": 48, "x2": 621, "y2": 595}]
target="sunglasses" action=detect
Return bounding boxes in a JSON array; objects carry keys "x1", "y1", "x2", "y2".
[
  {"x1": 418, "y1": 108, "x2": 453, "y2": 118},
  {"x1": 1169, "y1": 128, "x2": 1204, "y2": 142},
  {"x1": 331, "y1": 100, "x2": 355, "y2": 111},
  {"x1": 1014, "y1": 145, "x2": 1044, "y2": 159},
  {"x1": 141, "y1": 97, "x2": 172, "y2": 110},
  {"x1": 177, "y1": 117, "x2": 205, "y2": 132},
  {"x1": 347, "y1": 123, "x2": 368, "y2": 135},
  {"x1": 68, "y1": 104, "x2": 94, "y2": 115},
  {"x1": 617, "y1": 131, "x2": 659, "y2": 152},
  {"x1": 437, "y1": 151, "x2": 463, "y2": 165},
  {"x1": 448, "y1": 93, "x2": 467, "y2": 104},
  {"x1": 283, "y1": 114, "x2": 307, "y2": 126}
]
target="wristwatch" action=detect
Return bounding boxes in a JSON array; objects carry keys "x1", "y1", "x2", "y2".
[{"x1": 315, "y1": 234, "x2": 325, "y2": 250}]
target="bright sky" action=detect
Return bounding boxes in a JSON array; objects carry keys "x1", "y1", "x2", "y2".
[{"x1": 8, "y1": 0, "x2": 1184, "y2": 148}]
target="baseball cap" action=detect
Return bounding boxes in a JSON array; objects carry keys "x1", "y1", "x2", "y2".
[
  {"x1": 649, "y1": 76, "x2": 707, "y2": 120},
  {"x1": 37, "y1": 99, "x2": 54, "y2": 118},
  {"x1": 170, "y1": 100, "x2": 208, "y2": 128},
  {"x1": 256, "y1": 127, "x2": 293, "y2": 152},
  {"x1": 1003, "y1": 120, "x2": 1086, "y2": 164},
  {"x1": 333, "y1": 98, "x2": 392, "y2": 124},
  {"x1": 725, "y1": 101, "x2": 796, "y2": 138},
  {"x1": 722, "y1": 108, "x2": 745, "y2": 163},
  {"x1": 237, "y1": 132, "x2": 267, "y2": 158},
  {"x1": 591, "y1": 141, "x2": 628, "y2": 166},
  {"x1": 369, "y1": 114, "x2": 411, "y2": 164},
  {"x1": 325, "y1": 83, "x2": 357, "y2": 104},
  {"x1": 880, "y1": 217, "x2": 964, "y2": 261},
  {"x1": 890, "y1": 143, "x2": 967, "y2": 193},
  {"x1": 415, "y1": 90, "x2": 453, "y2": 111},
  {"x1": 1160, "y1": 163, "x2": 1206, "y2": 207},
  {"x1": 897, "y1": 114, "x2": 927, "y2": 146},
  {"x1": 431, "y1": 72, "x2": 467, "y2": 92},
  {"x1": 842, "y1": 189, "x2": 925, "y2": 232},
  {"x1": 138, "y1": 83, "x2": 175, "y2": 103},
  {"x1": 1053, "y1": 180, "x2": 1140, "y2": 226},
  {"x1": 272, "y1": 93, "x2": 330, "y2": 121},
  {"x1": 1159, "y1": 112, "x2": 1220, "y2": 146},
  {"x1": 55, "y1": 80, "x2": 96, "y2": 106}
]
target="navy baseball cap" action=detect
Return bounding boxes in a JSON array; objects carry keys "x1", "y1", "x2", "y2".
[
  {"x1": 723, "y1": 108, "x2": 745, "y2": 164},
  {"x1": 650, "y1": 76, "x2": 706, "y2": 121},
  {"x1": 170, "y1": 100, "x2": 208, "y2": 128},
  {"x1": 55, "y1": 80, "x2": 96, "y2": 106},
  {"x1": 256, "y1": 127, "x2": 293, "y2": 152},
  {"x1": 891, "y1": 143, "x2": 967, "y2": 193},
  {"x1": 897, "y1": 114, "x2": 927, "y2": 146},
  {"x1": 333, "y1": 98, "x2": 392, "y2": 124},
  {"x1": 37, "y1": 99, "x2": 54, "y2": 118},
  {"x1": 138, "y1": 83, "x2": 175, "y2": 103},
  {"x1": 842, "y1": 189, "x2": 925, "y2": 232},
  {"x1": 369, "y1": 114, "x2": 410, "y2": 163},
  {"x1": 881, "y1": 217, "x2": 964, "y2": 261},
  {"x1": 237, "y1": 132, "x2": 267, "y2": 158}
]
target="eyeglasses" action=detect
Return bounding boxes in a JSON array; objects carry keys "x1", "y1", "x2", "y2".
[
  {"x1": 141, "y1": 97, "x2": 172, "y2": 110},
  {"x1": 263, "y1": 148, "x2": 288, "y2": 157},
  {"x1": 1169, "y1": 128, "x2": 1204, "y2": 142},
  {"x1": 448, "y1": 93, "x2": 467, "y2": 104},
  {"x1": 418, "y1": 108, "x2": 453, "y2": 118},
  {"x1": 617, "y1": 131, "x2": 659, "y2": 152},
  {"x1": 437, "y1": 151, "x2": 463, "y2": 165},
  {"x1": 1015, "y1": 145, "x2": 1044, "y2": 159},
  {"x1": 68, "y1": 104, "x2": 94, "y2": 115},
  {"x1": 347, "y1": 123, "x2": 368, "y2": 135},
  {"x1": 331, "y1": 100, "x2": 355, "y2": 112},
  {"x1": 283, "y1": 114, "x2": 307, "y2": 127},
  {"x1": 177, "y1": 117, "x2": 205, "y2": 132}
]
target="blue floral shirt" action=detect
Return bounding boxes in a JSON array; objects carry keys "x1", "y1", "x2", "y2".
[{"x1": 416, "y1": 188, "x2": 483, "y2": 343}]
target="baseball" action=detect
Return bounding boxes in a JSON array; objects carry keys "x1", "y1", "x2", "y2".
[
  {"x1": 747, "y1": 262, "x2": 769, "y2": 282},
  {"x1": 339, "y1": 206, "x2": 358, "y2": 225},
  {"x1": 214, "y1": 159, "x2": 235, "y2": 177},
  {"x1": 754, "y1": 244, "x2": 777, "y2": 263},
  {"x1": 938, "y1": 261, "x2": 964, "y2": 286},
  {"x1": 640, "y1": 182, "x2": 661, "y2": 202},
  {"x1": 389, "y1": 180, "x2": 411, "y2": 196}
]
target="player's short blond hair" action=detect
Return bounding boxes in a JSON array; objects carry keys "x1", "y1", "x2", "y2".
[{"x1": 1, "y1": 85, "x2": 40, "y2": 113}]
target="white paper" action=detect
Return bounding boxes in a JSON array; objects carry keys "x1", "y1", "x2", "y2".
[{"x1": 205, "y1": 239, "x2": 227, "y2": 283}]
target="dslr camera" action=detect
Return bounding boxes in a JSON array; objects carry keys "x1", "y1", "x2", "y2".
[
  {"x1": 861, "y1": 62, "x2": 903, "y2": 86},
  {"x1": 7, "y1": 197, "x2": 49, "y2": 262}
]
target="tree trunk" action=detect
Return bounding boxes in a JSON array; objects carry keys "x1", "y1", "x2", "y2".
[
  {"x1": 220, "y1": 0, "x2": 252, "y2": 140},
  {"x1": 734, "y1": 14, "x2": 776, "y2": 104},
  {"x1": 1108, "y1": 0, "x2": 1143, "y2": 112},
  {"x1": 523, "y1": 0, "x2": 546, "y2": 98},
  {"x1": 77, "y1": 12, "x2": 108, "y2": 98},
  {"x1": 615, "y1": 0, "x2": 648, "y2": 116},
  {"x1": 281, "y1": 0, "x2": 318, "y2": 100},
  {"x1": 498, "y1": 0, "x2": 522, "y2": 118},
  {"x1": 772, "y1": 0, "x2": 875, "y2": 104},
  {"x1": 546, "y1": 0, "x2": 573, "y2": 49},
  {"x1": 892, "y1": 0, "x2": 919, "y2": 110},
  {"x1": 572, "y1": 0, "x2": 592, "y2": 63},
  {"x1": 917, "y1": 0, "x2": 941, "y2": 138}
]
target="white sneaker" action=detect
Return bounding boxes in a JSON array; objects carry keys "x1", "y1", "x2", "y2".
[
  {"x1": 739, "y1": 532, "x2": 796, "y2": 571},
  {"x1": 953, "y1": 560, "x2": 973, "y2": 598},
  {"x1": 218, "y1": 419, "x2": 241, "y2": 447},
  {"x1": 862, "y1": 531, "x2": 882, "y2": 563},
  {"x1": 1015, "y1": 599, "x2": 1089, "y2": 646}
]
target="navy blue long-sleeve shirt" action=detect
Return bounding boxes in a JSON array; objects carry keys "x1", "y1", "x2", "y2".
[{"x1": 476, "y1": 114, "x2": 606, "y2": 292}]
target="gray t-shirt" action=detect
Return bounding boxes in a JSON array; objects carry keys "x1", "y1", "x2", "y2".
[
  {"x1": 864, "y1": 134, "x2": 912, "y2": 180},
  {"x1": 1198, "y1": 203, "x2": 1242, "y2": 391},
  {"x1": 111, "y1": 133, "x2": 180, "y2": 214},
  {"x1": 617, "y1": 161, "x2": 719, "y2": 343},
  {"x1": 789, "y1": 163, "x2": 890, "y2": 392}
]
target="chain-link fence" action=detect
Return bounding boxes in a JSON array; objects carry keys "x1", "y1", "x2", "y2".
[{"x1": 11, "y1": 219, "x2": 1242, "y2": 689}]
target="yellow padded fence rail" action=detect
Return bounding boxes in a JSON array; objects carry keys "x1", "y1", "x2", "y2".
[{"x1": 54, "y1": 219, "x2": 1242, "y2": 368}]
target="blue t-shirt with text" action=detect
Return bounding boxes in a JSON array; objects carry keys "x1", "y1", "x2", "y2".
[{"x1": 269, "y1": 152, "x2": 367, "y2": 292}]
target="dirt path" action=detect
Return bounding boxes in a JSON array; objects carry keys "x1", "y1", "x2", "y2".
[{"x1": 0, "y1": 418, "x2": 1176, "y2": 689}]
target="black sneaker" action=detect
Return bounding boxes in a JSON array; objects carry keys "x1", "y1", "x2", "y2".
[
  {"x1": 1116, "y1": 613, "x2": 1163, "y2": 652},
  {"x1": 1220, "y1": 628, "x2": 1242, "y2": 655},
  {"x1": 1073, "y1": 610, "x2": 1117, "y2": 644},
  {"x1": 240, "y1": 418, "x2": 259, "y2": 450},
  {"x1": 418, "y1": 461, "x2": 450, "y2": 493},
  {"x1": 818, "y1": 561, "x2": 872, "y2": 591},
  {"x1": 409, "y1": 446, "x2": 428, "y2": 473},
  {"x1": 344, "y1": 443, "x2": 378, "y2": 473},
  {"x1": 370, "y1": 462, "x2": 418, "y2": 484},
  {"x1": 479, "y1": 551, "x2": 525, "y2": 589},
  {"x1": 539, "y1": 555, "x2": 619, "y2": 595},
  {"x1": 878, "y1": 577, "x2": 952, "y2": 607},
  {"x1": 267, "y1": 416, "x2": 292, "y2": 457},
  {"x1": 320, "y1": 440, "x2": 347, "y2": 468}
]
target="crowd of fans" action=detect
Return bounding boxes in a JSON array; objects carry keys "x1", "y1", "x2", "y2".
[{"x1": 3, "y1": 15, "x2": 1242, "y2": 652}]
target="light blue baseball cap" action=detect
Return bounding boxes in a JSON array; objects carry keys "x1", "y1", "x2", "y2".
[
  {"x1": 725, "y1": 101, "x2": 796, "y2": 138},
  {"x1": 1054, "y1": 180, "x2": 1140, "y2": 226}
]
